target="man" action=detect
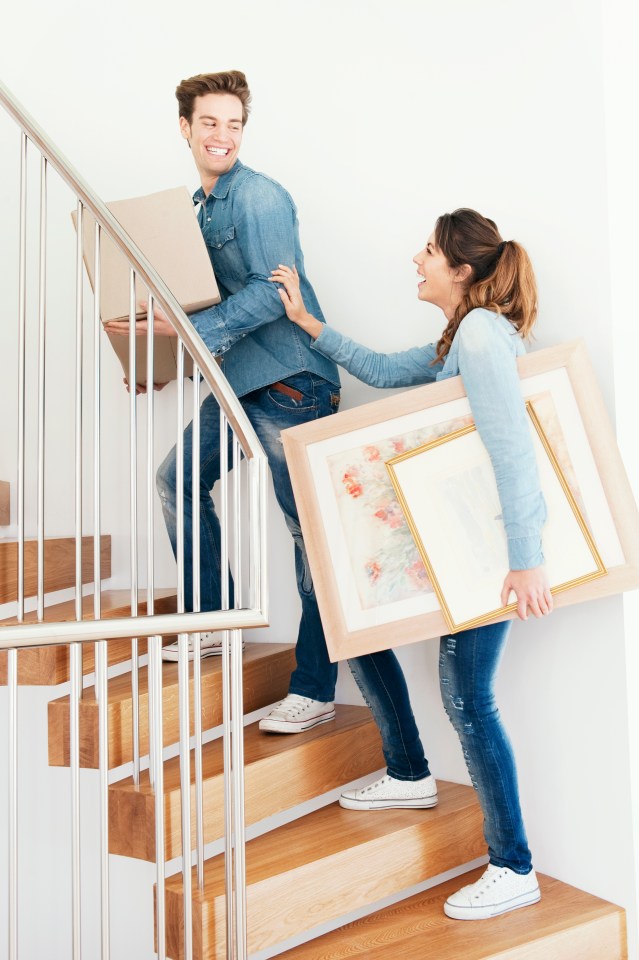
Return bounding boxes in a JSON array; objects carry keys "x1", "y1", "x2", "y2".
[{"x1": 107, "y1": 71, "x2": 340, "y2": 734}]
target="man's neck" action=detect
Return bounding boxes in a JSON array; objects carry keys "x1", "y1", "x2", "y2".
[{"x1": 200, "y1": 174, "x2": 219, "y2": 198}]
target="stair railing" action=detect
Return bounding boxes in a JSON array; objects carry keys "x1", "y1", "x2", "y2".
[{"x1": 0, "y1": 79, "x2": 268, "y2": 960}]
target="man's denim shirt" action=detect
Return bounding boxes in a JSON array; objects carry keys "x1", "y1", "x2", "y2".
[
  {"x1": 189, "y1": 160, "x2": 339, "y2": 398},
  {"x1": 312, "y1": 308, "x2": 547, "y2": 571}
]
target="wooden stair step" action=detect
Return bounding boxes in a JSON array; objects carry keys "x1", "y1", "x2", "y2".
[
  {"x1": 0, "y1": 589, "x2": 176, "y2": 685},
  {"x1": 48, "y1": 642, "x2": 296, "y2": 769},
  {"x1": 277, "y1": 869, "x2": 627, "y2": 959},
  {"x1": 0, "y1": 534, "x2": 111, "y2": 604},
  {"x1": 161, "y1": 781, "x2": 484, "y2": 960},
  {"x1": 0, "y1": 480, "x2": 9, "y2": 525},
  {"x1": 109, "y1": 704, "x2": 384, "y2": 861}
]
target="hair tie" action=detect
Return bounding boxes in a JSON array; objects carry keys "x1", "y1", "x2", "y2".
[{"x1": 496, "y1": 241, "x2": 507, "y2": 258}]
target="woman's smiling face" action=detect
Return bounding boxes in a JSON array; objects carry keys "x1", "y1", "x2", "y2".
[{"x1": 412, "y1": 232, "x2": 461, "y2": 311}]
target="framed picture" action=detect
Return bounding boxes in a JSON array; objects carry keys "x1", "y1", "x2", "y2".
[
  {"x1": 282, "y1": 340, "x2": 639, "y2": 661},
  {"x1": 386, "y1": 400, "x2": 606, "y2": 634}
]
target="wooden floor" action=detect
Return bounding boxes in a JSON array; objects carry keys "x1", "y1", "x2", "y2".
[
  {"x1": 109, "y1": 703, "x2": 384, "y2": 860},
  {"x1": 277, "y1": 870, "x2": 628, "y2": 960},
  {"x1": 48, "y1": 642, "x2": 296, "y2": 768}
]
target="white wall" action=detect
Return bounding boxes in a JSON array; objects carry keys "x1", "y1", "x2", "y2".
[{"x1": 1, "y1": 0, "x2": 637, "y2": 956}]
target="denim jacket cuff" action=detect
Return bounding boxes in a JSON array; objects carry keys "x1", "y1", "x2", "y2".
[{"x1": 507, "y1": 535, "x2": 545, "y2": 571}]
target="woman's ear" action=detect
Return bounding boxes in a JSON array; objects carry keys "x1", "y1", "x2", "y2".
[{"x1": 453, "y1": 263, "x2": 473, "y2": 285}]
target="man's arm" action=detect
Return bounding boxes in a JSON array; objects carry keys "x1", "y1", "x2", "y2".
[{"x1": 188, "y1": 177, "x2": 298, "y2": 356}]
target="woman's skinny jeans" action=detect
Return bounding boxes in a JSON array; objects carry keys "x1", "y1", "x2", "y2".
[{"x1": 348, "y1": 620, "x2": 533, "y2": 874}]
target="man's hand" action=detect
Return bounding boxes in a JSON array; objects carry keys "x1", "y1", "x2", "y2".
[
  {"x1": 501, "y1": 567, "x2": 553, "y2": 621},
  {"x1": 105, "y1": 301, "x2": 176, "y2": 338},
  {"x1": 123, "y1": 378, "x2": 170, "y2": 395}
]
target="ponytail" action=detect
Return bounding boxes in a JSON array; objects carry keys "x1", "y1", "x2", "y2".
[{"x1": 433, "y1": 210, "x2": 538, "y2": 365}]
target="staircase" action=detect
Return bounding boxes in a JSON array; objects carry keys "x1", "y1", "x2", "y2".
[
  {"x1": 1, "y1": 538, "x2": 624, "y2": 959},
  {"x1": 0, "y1": 77, "x2": 630, "y2": 960}
]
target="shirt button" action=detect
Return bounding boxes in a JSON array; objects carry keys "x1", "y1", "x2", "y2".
[{"x1": 207, "y1": 217, "x2": 211, "y2": 222}]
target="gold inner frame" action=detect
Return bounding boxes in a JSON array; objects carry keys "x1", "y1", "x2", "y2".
[{"x1": 385, "y1": 400, "x2": 607, "y2": 634}]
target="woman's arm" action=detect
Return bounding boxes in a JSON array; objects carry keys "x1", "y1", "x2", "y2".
[
  {"x1": 457, "y1": 310, "x2": 553, "y2": 620},
  {"x1": 270, "y1": 264, "x2": 443, "y2": 388}
]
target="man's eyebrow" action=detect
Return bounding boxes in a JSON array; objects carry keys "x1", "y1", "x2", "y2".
[{"x1": 197, "y1": 113, "x2": 242, "y2": 123}]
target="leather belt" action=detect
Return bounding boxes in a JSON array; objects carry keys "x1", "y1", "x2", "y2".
[{"x1": 269, "y1": 380, "x2": 304, "y2": 401}]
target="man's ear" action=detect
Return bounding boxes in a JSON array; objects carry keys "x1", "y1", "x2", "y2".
[
  {"x1": 454, "y1": 263, "x2": 473, "y2": 284},
  {"x1": 179, "y1": 116, "x2": 191, "y2": 144}
]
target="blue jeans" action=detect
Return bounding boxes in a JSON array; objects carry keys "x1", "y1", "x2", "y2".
[
  {"x1": 156, "y1": 372, "x2": 340, "y2": 702},
  {"x1": 350, "y1": 620, "x2": 532, "y2": 874}
]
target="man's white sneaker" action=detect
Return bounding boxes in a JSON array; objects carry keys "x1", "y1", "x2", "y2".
[
  {"x1": 444, "y1": 864, "x2": 540, "y2": 920},
  {"x1": 339, "y1": 773, "x2": 438, "y2": 810},
  {"x1": 161, "y1": 632, "x2": 245, "y2": 662},
  {"x1": 258, "y1": 694, "x2": 335, "y2": 733}
]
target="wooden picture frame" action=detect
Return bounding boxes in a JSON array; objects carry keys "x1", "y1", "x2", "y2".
[{"x1": 282, "y1": 340, "x2": 639, "y2": 661}]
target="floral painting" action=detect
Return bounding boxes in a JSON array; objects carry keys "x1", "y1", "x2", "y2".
[{"x1": 326, "y1": 413, "x2": 473, "y2": 609}]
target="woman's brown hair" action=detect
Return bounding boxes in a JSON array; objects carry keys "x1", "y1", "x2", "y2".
[{"x1": 433, "y1": 208, "x2": 538, "y2": 364}]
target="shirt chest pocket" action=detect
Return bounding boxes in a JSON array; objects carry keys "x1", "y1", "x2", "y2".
[{"x1": 206, "y1": 224, "x2": 244, "y2": 284}]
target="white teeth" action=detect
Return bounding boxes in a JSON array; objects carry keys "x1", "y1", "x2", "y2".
[{"x1": 207, "y1": 147, "x2": 229, "y2": 156}]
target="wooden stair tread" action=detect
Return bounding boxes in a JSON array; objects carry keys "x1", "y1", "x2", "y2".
[
  {"x1": 48, "y1": 642, "x2": 296, "y2": 768},
  {"x1": 161, "y1": 781, "x2": 485, "y2": 959},
  {"x1": 0, "y1": 590, "x2": 176, "y2": 685},
  {"x1": 277, "y1": 871, "x2": 627, "y2": 960},
  {"x1": 109, "y1": 704, "x2": 384, "y2": 860},
  {"x1": 0, "y1": 534, "x2": 111, "y2": 604}
]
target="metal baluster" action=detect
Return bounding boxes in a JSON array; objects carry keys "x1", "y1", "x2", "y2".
[
  {"x1": 231, "y1": 436, "x2": 247, "y2": 958},
  {"x1": 219, "y1": 411, "x2": 234, "y2": 959},
  {"x1": 152, "y1": 632, "x2": 166, "y2": 960},
  {"x1": 10, "y1": 126, "x2": 28, "y2": 960},
  {"x1": 176, "y1": 342, "x2": 193, "y2": 960},
  {"x1": 37, "y1": 155, "x2": 47, "y2": 622},
  {"x1": 129, "y1": 269, "x2": 140, "y2": 785},
  {"x1": 93, "y1": 222, "x2": 110, "y2": 960},
  {"x1": 144, "y1": 294, "x2": 166, "y2": 959},
  {"x1": 192, "y1": 366, "x2": 205, "y2": 890},
  {"x1": 147, "y1": 294, "x2": 156, "y2": 790},
  {"x1": 74, "y1": 200, "x2": 84, "y2": 619}
]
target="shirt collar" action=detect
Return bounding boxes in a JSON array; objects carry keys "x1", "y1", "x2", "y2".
[{"x1": 192, "y1": 159, "x2": 243, "y2": 206}]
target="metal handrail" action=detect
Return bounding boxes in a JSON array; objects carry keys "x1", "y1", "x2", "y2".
[
  {"x1": 0, "y1": 78, "x2": 269, "y2": 642},
  {"x1": 1, "y1": 78, "x2": 267, "y2": 960}
]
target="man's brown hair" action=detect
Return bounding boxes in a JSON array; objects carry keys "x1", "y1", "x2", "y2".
[{"x1": 175, "y1": 70, "x2": 252, "y2": 125}]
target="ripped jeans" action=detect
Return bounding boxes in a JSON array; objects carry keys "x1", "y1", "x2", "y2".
[
  {"x1": 350, "y1": 620, "x2": 532, "y2": 874},
  {"x1": 156, "y1": 373, "x2": 341, "y2": 702}
]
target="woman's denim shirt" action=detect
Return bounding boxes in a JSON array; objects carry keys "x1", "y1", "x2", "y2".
[
  {"x1": 188, "y1": 161, "x2": 339, "y2": 398},
  {"x1": 312, "y1": 308, "x2": 547, "y2": 571}
]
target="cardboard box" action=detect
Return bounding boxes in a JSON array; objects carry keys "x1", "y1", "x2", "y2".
[{"x1": 72, "y1": 187, "x2": 220, "y2": 384}]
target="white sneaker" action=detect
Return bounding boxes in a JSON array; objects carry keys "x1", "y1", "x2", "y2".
[
  {"x1": 339, "y1": 773, "x2": 438, "y2": 810},
  {"x1": 161, "y1": 632, "x2": 245, "y2": 662},
  {"x1": 444, "y1": 864, "x2": 541, "y2": 920},
  {"x1": 258, "y1": 694, "x2": 335, "y2": 733}
]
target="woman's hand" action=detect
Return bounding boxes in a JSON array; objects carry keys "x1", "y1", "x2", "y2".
[
  {"x1": 104, "y1": 301, "x2": 176, "y2": 338},
  {"x1": 269, "y1": 264, "x2": 323, "y2": 338},
  {"x1": 501, "y1": 567, "x2": 553, "y2": 621},
  {"x1": 123, "y1": 378, "x2": 169, "y2": 395}
]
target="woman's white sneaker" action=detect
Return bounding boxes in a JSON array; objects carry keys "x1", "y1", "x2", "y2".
[
  {"x1": 339, "y1": 773, "x2": 438, "y2": 810},
  {"x1": 258, "y1": 694, "x2": 335, "y2": 733},
  {"x1": 444, "y1": 864, "x2": 540, "y2": 920}
]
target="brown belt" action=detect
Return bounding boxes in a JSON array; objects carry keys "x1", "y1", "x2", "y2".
[{"x1": 269, "y1": 380, "x2": 304, "y2": 401}]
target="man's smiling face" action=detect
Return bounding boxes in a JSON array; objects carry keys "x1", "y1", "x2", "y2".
[{"x1": 180, "y1": 92, "x2": 244, "y2": 193}]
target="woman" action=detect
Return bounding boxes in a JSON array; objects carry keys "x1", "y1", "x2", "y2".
[{"x1": 269, "y1": 208, "x2": 553, "y2": 921}]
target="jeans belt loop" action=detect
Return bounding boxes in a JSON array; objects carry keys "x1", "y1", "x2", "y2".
[{"x1": 270, "y1": 380, "x2": 304, "y2": 402}]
